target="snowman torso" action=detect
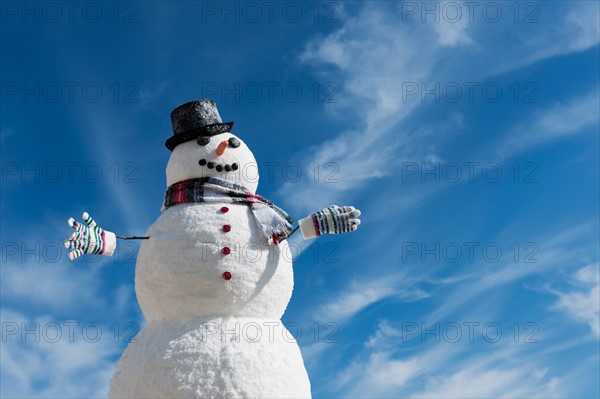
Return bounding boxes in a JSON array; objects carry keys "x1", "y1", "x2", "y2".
[{"x1": 135, "y1": 202, "x2": 293, "y2": 321}]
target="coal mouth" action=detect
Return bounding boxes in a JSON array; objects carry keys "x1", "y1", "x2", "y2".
[{"x1": 198, "y1": 159, "x2": 239, "y2": 172}]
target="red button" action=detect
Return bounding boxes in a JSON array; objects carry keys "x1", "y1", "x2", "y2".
[
  {"x1": 221, "y1": 246, "x2": 231, "y2": 255},
  {"x1": 220, "y1": 206, "x2": 229, "y2": 213},
  {"x1": 222, "y1": 224, "x2": 231, "y2": 232},
  {"x1": 222, "y1": 271, "x2": 232, "y2": 280}
]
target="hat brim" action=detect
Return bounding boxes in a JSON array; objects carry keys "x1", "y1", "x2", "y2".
[{"x1": 165, "y1": 122, "x2": 234, "y2": 151}]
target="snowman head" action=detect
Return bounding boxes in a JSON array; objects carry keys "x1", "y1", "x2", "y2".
[
  {"x1": 166, "y1": 132, "x2": 259, "y2": 193},
  {"x1": 164, "y1": 99, "x2": 260, "y2": 193}
]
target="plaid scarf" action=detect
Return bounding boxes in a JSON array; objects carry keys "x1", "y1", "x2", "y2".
[{"x1": 164, "y1": 176, "x2": 293, "y2": 245}]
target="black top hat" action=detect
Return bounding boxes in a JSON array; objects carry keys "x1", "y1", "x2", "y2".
[{"x1": 165, "y1": 99, "x2": 234, "y2": 151}]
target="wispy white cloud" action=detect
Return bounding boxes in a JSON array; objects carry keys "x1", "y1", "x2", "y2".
[
  {"x1": 333, "y1": 323, "x2": 566, "y2": 398},
  {"x1": 0, "y1": 223, "x2": 141, "y2": 397},
  {"x1": 307, "y1": 219, "x2": 598, "y2": 397},
  {"x1": 334, "y1": 350, "x2": 430, "y2": 396},
  {"x1": 432, "y1": 1, "x2": 475, "y2": 47},
  {"x1": 282, "y1": 1, "x2": 599, "y2": 216},
  {"x1": 439, "y1": 1, "x2": 600, "y2": 77},
  {"x1": 365, "y1": 320, "x2": 402, "y2": 349},
  {"x1": 427, "y1": 222, "x2": 598, "y2": 323},
  {"x1": 498, "y1": 90, "x2": 600, "y2": 158},
  {"x1": 316, "y1": 274, "x2": 430, "y2": 324},
  {"x1": 293, "y1": 1, "x2": 600, "y2": 382},
  {"x1": 411, "y1": 363, "x2": 561, "y2": 398},
  {"x1": 0, "y1": 308, "x2": 120, "y2": 398},
  {"x1": 316, "y1": 280, "x2": 395, "y2": 322},
  {"x1": 285, "y1": 7, "x2": 443, "y2": 214},
  {"x1": 551, "y1": 263, "x2": 600, "y2": 337},
  {"x1": 504, "y1": 1, "x2": 599, "y2": 73},
  {"x1": 1, "y1": 217, "x2": 137, "y2": 315},
  {"x1": 1, "y1": 261, "x2": 104, "y2": 312}
]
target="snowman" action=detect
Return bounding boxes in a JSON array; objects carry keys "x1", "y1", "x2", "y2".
[{"x1": 64, "y1": 99, "x2": 361, "y2": 398}]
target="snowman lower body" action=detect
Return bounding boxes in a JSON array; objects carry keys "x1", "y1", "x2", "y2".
[{"x1": 109, "y1": 316, "x2": 311, "y2": 398}]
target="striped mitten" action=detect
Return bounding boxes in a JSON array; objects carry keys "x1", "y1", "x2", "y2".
[
  {"x1": 299, "y1": 205, "x2": 361, "y2": 239},
  {"x1": 64, "y1": 212, "x2": 117, "y2": 261}
]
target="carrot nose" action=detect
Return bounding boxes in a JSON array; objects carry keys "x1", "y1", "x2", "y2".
[{"x1": 215, "y1": 140, "x2": 228, "y2": 156}]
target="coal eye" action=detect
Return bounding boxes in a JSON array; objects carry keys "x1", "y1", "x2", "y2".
[
  {"x1": 197, "y1": 136, "x2": 210, "y2": 146},
  {"x1": 228, "y1": 137, "x2": 241, "y2": 148}
]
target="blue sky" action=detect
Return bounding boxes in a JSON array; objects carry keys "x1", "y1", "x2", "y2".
[{"x1": 1, "y1": 1, "x2": 599, "y2": 397}]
